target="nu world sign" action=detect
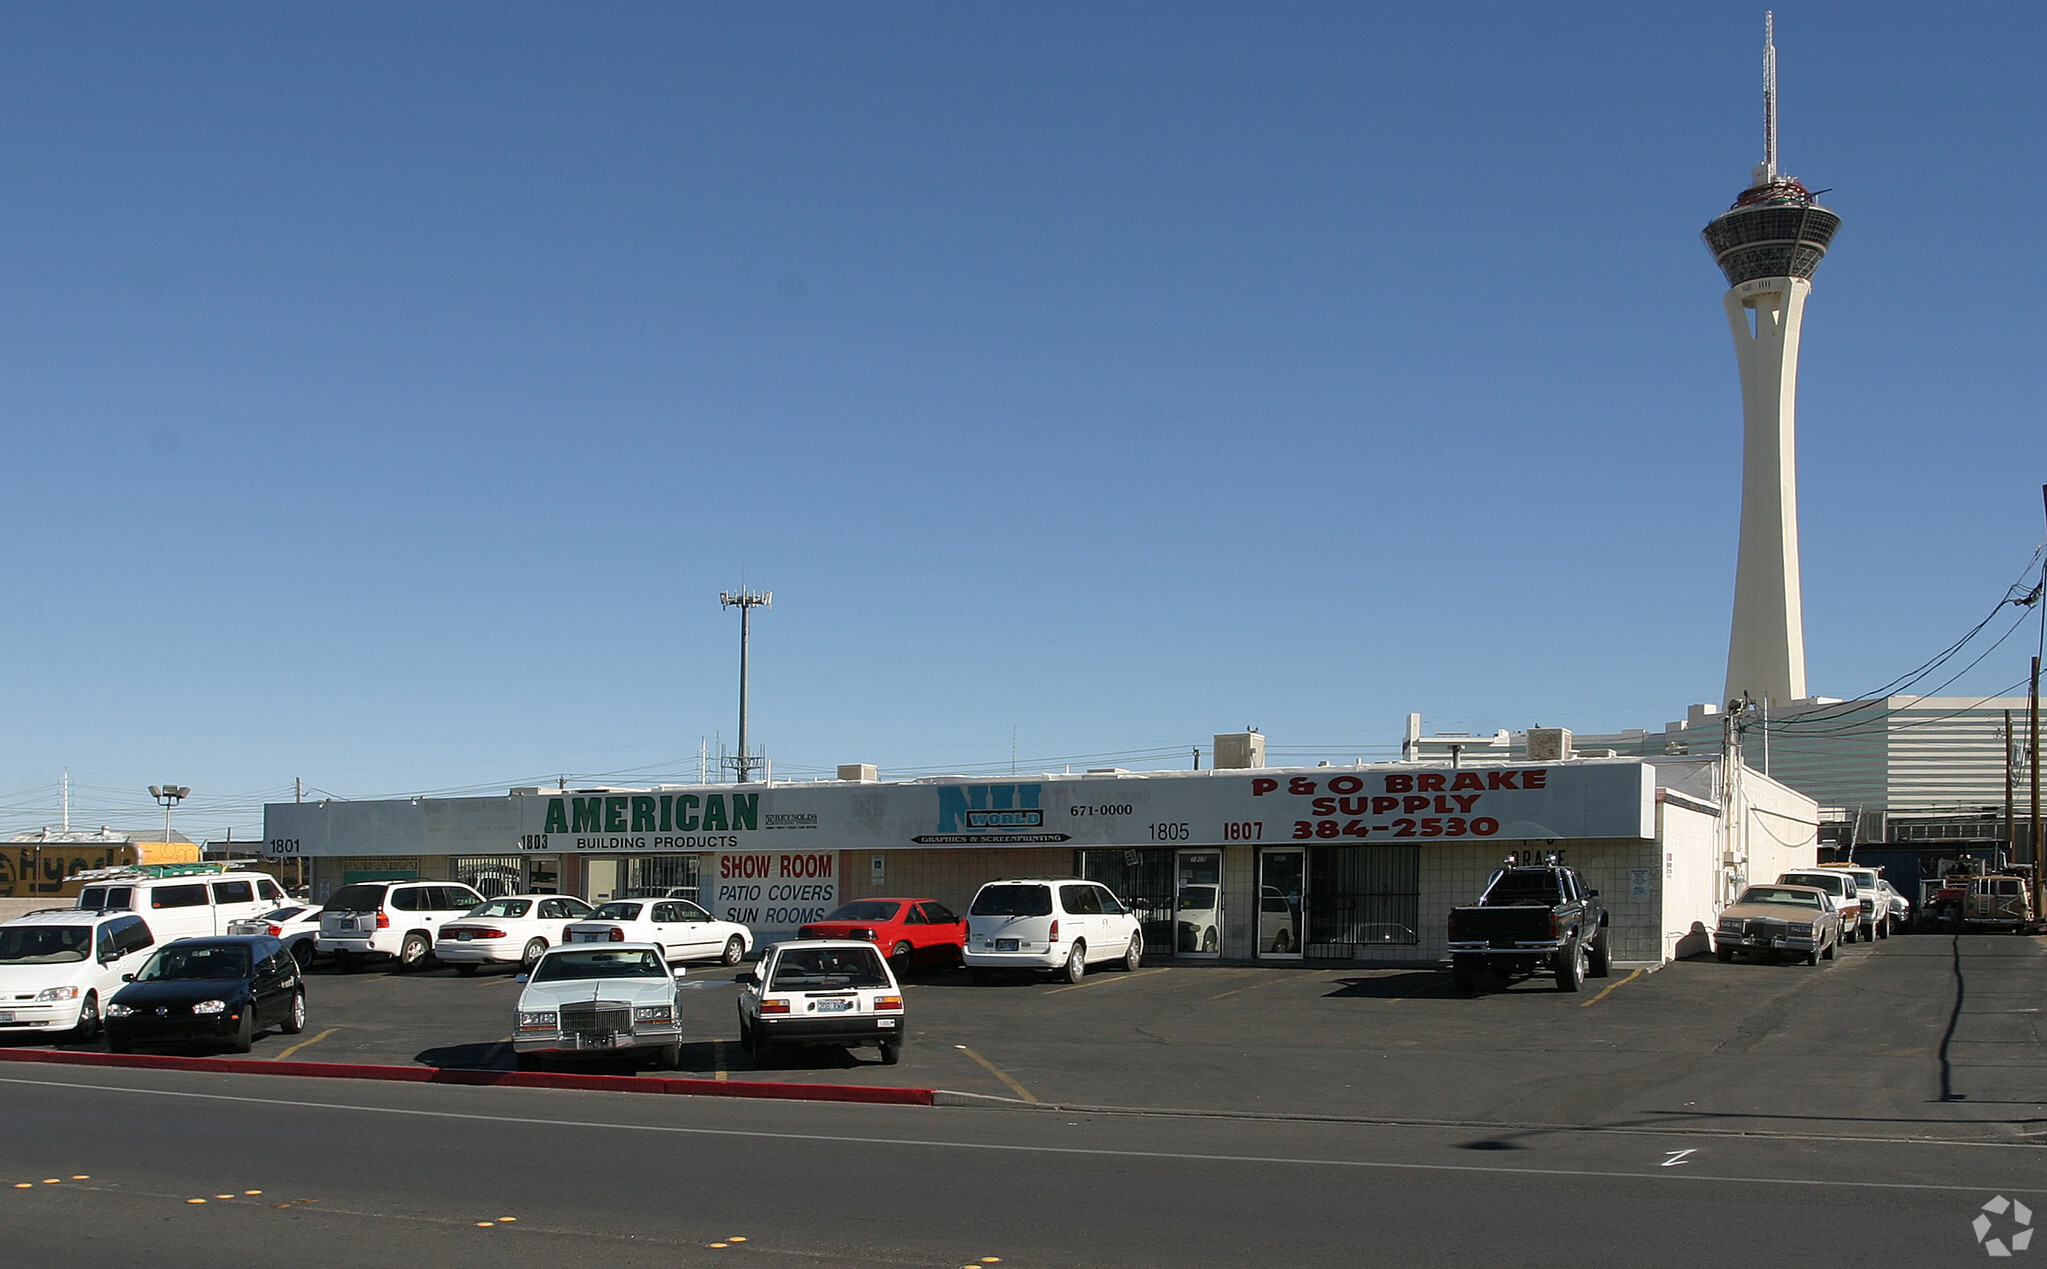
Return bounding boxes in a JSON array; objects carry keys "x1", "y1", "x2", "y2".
[{"x1": 913, "y1": 784, "x2": 1070, "y2": 845}]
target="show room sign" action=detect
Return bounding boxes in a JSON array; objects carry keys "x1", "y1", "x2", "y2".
[{"x1": 706, "y1": 851, "x2": 836, "y2": 939}]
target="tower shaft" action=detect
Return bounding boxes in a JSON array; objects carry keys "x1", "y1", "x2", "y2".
[{"x1": 1723, "y1": 277, "x2": 1810, "y2": 706}]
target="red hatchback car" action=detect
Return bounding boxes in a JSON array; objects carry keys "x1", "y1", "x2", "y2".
[{"x1": 798, "y1": 898, "x2": 966, "y2": 973}]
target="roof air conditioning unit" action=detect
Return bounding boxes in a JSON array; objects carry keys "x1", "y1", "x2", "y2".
[{"x1": 1526, "y1": 728, "x2": 1573, "y2": 762}]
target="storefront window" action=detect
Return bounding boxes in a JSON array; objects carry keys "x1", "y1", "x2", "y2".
[
  {"x1": 454, "y1": 856, "x2": 526, "y2": 899},
  {"x1": 624, "y1": 855, "x2": 701, "y2": 900},
  {"x1": 1306, "y1": 845, "x2": 1420, "y2": 950},
  {"x1": 1078, "y1": 848, "x2": 1175, "y2": 951}
]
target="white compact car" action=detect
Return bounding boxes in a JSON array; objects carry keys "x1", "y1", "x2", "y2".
[
  {"x1": 226, "y1": 904, "x2": 324, "y2": 969},
  {"x1": 963, "y1": 877, "x2": 1144, "y2": 984},
  {"x1": 434, "y1": 894, "x2": 596, "y2": 973},
  {"x1": 317, "y1": 881, "x2": 488, "y2": 971},
  {"x1": 512, "y1": 942, "x2": 684, "y2": 1070},
  {"x1": 736, "y1": 939, "x2": 904, "y2": 1065},
  {"x1": 563, "y1": 898, "x2": 751, "y2": 965},
  {"x1": 0, "y1": 910, "x2": 159, "y2": 1042}
]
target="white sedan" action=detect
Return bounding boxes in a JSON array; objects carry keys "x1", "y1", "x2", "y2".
[
  {"x1": 434, "y1": 894, "x2": 597, "y2": 973},
  {"x1": 512, "y1": 942, "x2": 683, "y2": 1070},
  {"x1": 564, "y1": 898, "x2": 752, "y2": 966}
]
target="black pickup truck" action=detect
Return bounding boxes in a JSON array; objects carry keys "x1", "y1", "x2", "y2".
[{"x1": 1446, "y1": 862, "x2": 1611, "y2": 993}]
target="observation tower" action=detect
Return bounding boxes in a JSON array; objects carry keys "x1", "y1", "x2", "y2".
[{"x1": 1702, "y1": 13, "x2": 1841, "y2": 709}]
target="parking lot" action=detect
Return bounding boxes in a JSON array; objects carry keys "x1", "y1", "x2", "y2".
[{"x1": 13, "y1": 930, "x2": 2045, "y2": 1141}]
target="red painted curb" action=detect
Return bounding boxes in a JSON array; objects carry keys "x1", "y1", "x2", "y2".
[{"x1": 0, "y1": 1046, "x2": 935, "y2": 1106}]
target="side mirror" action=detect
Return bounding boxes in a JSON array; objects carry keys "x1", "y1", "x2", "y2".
[
  {"x1": 121, "y1": 973, "x2": 136, "y2": 982},
  {"x1": 734, "y1": 970, "x2": 758, "y2": 986},
  {"x1": 673, "y1": 969, "x2": 689, "y2": 981},
  {"x1": 1588, "y1": 889, "x2": 1600, "y2": 898},
  {"x1": 513, "y1": 973, "x2": 529, "y2": 984}
]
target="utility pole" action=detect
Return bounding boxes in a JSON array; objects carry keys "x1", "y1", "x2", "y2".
[
  {"x1": 2034, "y1": 482, "x2": 2045, "y2": 919},
  {"x1": 720, "y1": 588, "x2": 772, "y2": 783},
  {"x1": 2003, "y1": 709, "x2": 2016, "y2": 857}
]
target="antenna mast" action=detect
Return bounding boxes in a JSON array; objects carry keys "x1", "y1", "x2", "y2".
[{"x1": 1760, "y1": 12, "x2": 1779, "y2": 182}]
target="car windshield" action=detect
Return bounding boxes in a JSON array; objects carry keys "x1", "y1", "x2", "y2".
[
  {"x1": 970, "y1": 885, "x2": 1053, "y2": 917},
  {"x1": 1783, "y1": 874, "x2": 1844, "y2": 895},
  {"x1": 469, "y1": 899, "x2": 533, "y2": 919},
  {"x1": 531, "y1": 948, "x2": 668, "y2": 982},
  {"x1": 1738, "y1": 888, "x2": 1821, "y2": 908},
  {"x1": 768, "y1": 947, "x2": 891, "y2": 990},
  {"x1": 136, "y1": 944, "x2": 252, "y2": 981},
  {"x1": 0, "y1": 926, "x2": 92, "y2": 964},
  {"x1": 258, "y1": 906, "x2": 308, "y2": 922},
  {"x1": 321, "y1": 884, "x2": 390, "y2": 913},
  {"x1": 823, "y1": 901, "x2": 900, "y2": 922},
  {"x1": 1483, "y1": 872, "x2": 1565, "y2": 905},
  {"x1": 587, "y1": 902, "x2": 644, "y2": 920}
]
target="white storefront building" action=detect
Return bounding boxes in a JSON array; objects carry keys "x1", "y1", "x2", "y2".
[{"x1": 264, "y1": 748, "x2": 1816, "y2": 966}]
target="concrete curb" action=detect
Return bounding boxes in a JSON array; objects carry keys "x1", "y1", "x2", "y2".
[{"x1": 0, "y1": 1047, "x2": 935, "y2": 1106}]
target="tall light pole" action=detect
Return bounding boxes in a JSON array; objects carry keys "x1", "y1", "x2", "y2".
[
  {"x1": 720, "y1": 589, "x2": 771, "y2": 783},
  {"x1": 149, "y1": 784, "x2": 190, "y2": 856}
]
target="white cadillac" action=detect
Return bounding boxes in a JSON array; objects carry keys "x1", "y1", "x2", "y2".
[
  {"x1": 512, "y1": 943, "x2": 685, "y2": 1071},
  {"x1": 563, "y1": 897, "x2": 752, "y2": 965}
]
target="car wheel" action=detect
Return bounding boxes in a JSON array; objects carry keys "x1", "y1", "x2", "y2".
[
  {"x1": 1806, "y1": 945, "x2": 1821, "y2": 966},
  {"x1": 1062, "y1": 942, "x2": 1087, "y2": 984},
  {"x1": 1874, "y1": 919, "x2": 1888, "y2": 940},
  {"x1": 1842, "y1": 922, "x2": 1857, "y2": 944},
  {"x1": 1587, "y1": 931, "x2": 1612, "y2": 978},
  {"x1": 1822, "y1": 936, "x2": 1836, "y2": 960},
  {"x1": 291, "y1": 941, "x2": 315, "y2": 971},
  {"x1": 1272, "y1": 929, "x2": 1293, "y2": 954},
  {"x1": 1452, "y1": 958, "x2": 1478, "y2": 994},
  {"x1": 397, "y1": 933, "x2": 430, "y2": 971},
  {"x1": 720, "y1": 936, "x2": 745, "y2": 967},
  {"x1": 1716, "y1": 946, "x2": 1734, "y2": 963},
  {"x1": 1121, "y1": 931, "x2": 1143, "y2": 972},
  {"x1": 655, "y1": 1043, "x2": 682, "y2": 1071},
  {"x1": 453, "y1": 963, "x2": 478, "y2": 976},
  {"x1": 280, "y1": 990, "x2": 307, "y2": 1035},
  {"x1": 1555, "y1": 939, "x2": 1585, "y2": 993},
  {"x1": 228, "y1": 1008, "x2": 255, "y2": 1054},
  {"x1": 521, "y1": 938, "x2": 549, "y2": 969},
  {"x1": 1200, "y1": 927, "x2": 1218, "y2": 953},
  {"x1": 878, "y1": 1038, "x2": 902, "y2": 1065},
  {"x1": 970, "y1": 968, "x2": 992, "y2": 986},
  {"x1": 69, "y1": 992, "x2": 100, "y2": 1043},
  {"x1": 889, "y1": 941, "x2": 914, "y2": 974}
]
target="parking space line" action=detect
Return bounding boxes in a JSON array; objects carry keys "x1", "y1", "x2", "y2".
[
  {"x1": 270, "y1": 1028, "x2": 337, "y2": 1062},
  {"x1": 1580, "y1": 967, "x2": 1644, "y2": 1008},
  {"x1": 955, "y1": 1045, "x2": 1038, "y2": 1103},
  {"x1": 1043, "y1": 967, "x2": 1168, "y2": 995},
  {"x1": 1212, "y1": 970, "x2": 1333, "y2": 1000}
]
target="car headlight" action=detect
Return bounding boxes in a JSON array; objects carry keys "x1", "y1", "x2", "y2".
[
  {"x1": 192, "y1": 1000, "x2": 227, "y2": 1015},
  {"x1": 34, "y1": 986, "x2": 81, "y2": 1002},
  {"x1": 632, "y1": 1005, "x2": 673, "y2": 1023},
  {"x1": 518, "y1": 1010, "x2": 559, "y2": 1031},
  {"x1": 104, "y1": 1003, "x2": 134, "y2": 1018}
]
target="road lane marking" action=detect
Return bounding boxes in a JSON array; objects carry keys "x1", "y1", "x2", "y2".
[
  {"x1": 1043, "y1": 967, "x2": 1168, "y2": 995},
  {"x1": 1662, "y1": 1149, "x2": 1696, "y2": 1167},
  {"x1": 271, "y1": 1028, "x2": 338, "y2": 1061},
  {"x1": 954, "y1": 1046, "x2": 1038, "y2": 1103},
  {"x1": 1580, "y1": 968, "x2": 1643, "y2": 1008},
  {"x1": 6, "y1": 1073, "x2": 2036, "y2": 1197}
]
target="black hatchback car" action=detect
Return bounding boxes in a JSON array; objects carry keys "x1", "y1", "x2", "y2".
[{"x1": 103, "y1": 935, "x2": 307, "y2": 1054}]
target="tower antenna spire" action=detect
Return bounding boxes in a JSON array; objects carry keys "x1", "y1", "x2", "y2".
[{"x1": 1760, "y1": 11, "x2": 1779, "y2": 183}]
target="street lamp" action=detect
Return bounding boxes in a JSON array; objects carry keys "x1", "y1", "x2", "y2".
[{"x1": 149, "y1": 784, "x2": 190, "y2": 854}]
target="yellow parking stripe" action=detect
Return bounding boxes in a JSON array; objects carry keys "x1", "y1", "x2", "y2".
[
  {"x1": 1579, "y1": 967, "x2": 1643, "y2": 1008},
  {"x1": 1211, "y1": 969, "x2": 1333, "y2": 1000},
  {"x1": 270, "y1": 1028, "x2": 337, "y2": 1061},
  {"x1": 955, "y1": 1045, "x2": 1038, "y2": 1103},
  {"x1": 1043, "y1": 967, "x2": 1167, "y2": 995}
]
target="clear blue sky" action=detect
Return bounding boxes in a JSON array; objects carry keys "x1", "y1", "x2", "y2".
[{"x1": 5, "y1": 2, "x2": 2044, "y2": 840}]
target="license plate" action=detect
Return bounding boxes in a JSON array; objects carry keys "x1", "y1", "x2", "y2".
[
  {"x1": 0, "y1": 1011, "x2": 13, "y2": 1023},
  {"x1": 456, "y1": 931, "x2": 472, "y2": 941},
  {"x1": 996, "y1": 938, "x2": 1019, "y2": 952},
  {"x1": 815, "y1": 999, "x2": 852, "y2": 1012}
]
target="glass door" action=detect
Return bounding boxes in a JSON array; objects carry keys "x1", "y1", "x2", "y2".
[
  {"x1": 1174, "y1": 850, "x2": 1223, "y2": 959},
  {"x1": 1258, "y1": 849, "x2": 1305, "y2": 959}
]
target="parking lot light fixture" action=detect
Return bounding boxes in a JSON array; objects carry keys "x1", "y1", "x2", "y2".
[{"x1": 149, "y1": 783, "x2": 191, "y2": 853}]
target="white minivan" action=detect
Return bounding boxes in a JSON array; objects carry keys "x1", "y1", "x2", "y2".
[
  {"x1": 963, "y1": 877, "x2": 1144, "y2": 984},
  {"x1": 74, "y1": 868, "x2": 286, "y2": 942},
  {"x1": 0, "y1": 909, "x2": 159, "y2": 1042}
]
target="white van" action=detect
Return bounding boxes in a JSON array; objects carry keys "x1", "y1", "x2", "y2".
[
  {"x1": 0, "y1": 909, "x2": 160, "y2": 1041},
  {"x1": 74, "y1": 867, "x2": 286, "y2": 943},
  {"x1": 963, "y1": 877, "x2": 1144, "y2": 984}
]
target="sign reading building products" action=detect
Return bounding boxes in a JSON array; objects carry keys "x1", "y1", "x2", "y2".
[{"x1": 263, "y1": 762, "x2": 1657, "y2": 860}]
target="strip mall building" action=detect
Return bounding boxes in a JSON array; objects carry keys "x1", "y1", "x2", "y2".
[{"x1": 263, "y1": 744, "x2": 1817, "y2": 966}]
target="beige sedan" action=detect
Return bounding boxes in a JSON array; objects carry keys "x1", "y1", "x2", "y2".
[{"x1": 1714, "y1": 884, "x2": 1841, "y2": 965}]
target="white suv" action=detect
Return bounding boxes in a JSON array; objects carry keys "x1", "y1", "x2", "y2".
[
  {"x1": 1814, "y1": 865, "x2": 1889, "y2": 940},
  {"x1": 964, "y1": 877, "x2": 1144, "y2": 984},
  {"x1": 75, "y1": 868, "x2": 286, "y2": 942},
  {"x1": 0, "y1": 909, "x2": 159, "y2": 1042},
  {"x1": 317, "y1": 881, "x2": 487, "y2": 971}
]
